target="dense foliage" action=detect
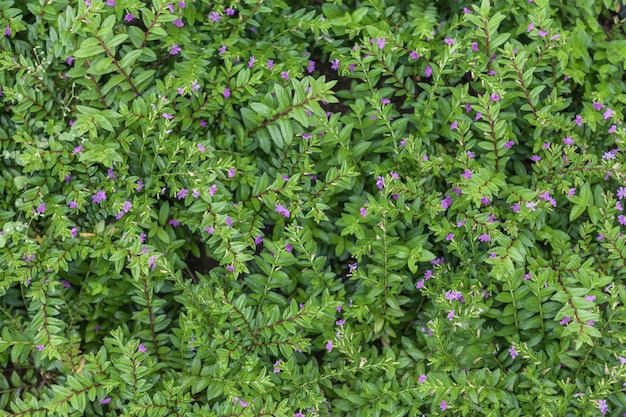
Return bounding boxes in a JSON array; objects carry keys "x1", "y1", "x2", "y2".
[{"x1": 1, "y1": 0, "x2": 626, "y2": 415}]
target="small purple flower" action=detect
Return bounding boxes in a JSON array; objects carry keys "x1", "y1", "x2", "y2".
[
  {"x1": 360, "y1": 207, "x2": 367, "y2": 218},
  {"x1": 462, "y1": 169, "x2": 472, "y2": 179},
  {"x1": 168, "y1": 219, "x2": 180, "y2": 227},
  {"x1": 331, "y1": 58, "x2": 340, "y2": 71},
  {"x1": 281, "y1": 71, "x2": 289, "y2": 80},
  {"x1": 445, "y1": 233, "x2": 454, "y2": 241},
  {"x1": 208, "y1": 11, "x2": 221, "y2": 22},
  {"x1": 527, "y1": 22, "x2": 534, "y2": 32},
  {"x1": 137, "y1": 180, "x2": 143, "y2": 192},
  {"x1": 618, "y1": 215, "x2": 626, "y2": 225},
  {"x1": 68, "y1": 201, "x2": 78, "y2": 209},
  {"x1": 441, "y1": 195, "x2": 452, "y2": 209},
  {"x1": 348, "y1": 262, "x2": 357, "y2": 273},
  {"x1": 198, "y1": 143, "x2": 205, "y2": 152},
  {"x1": 568, "y1": 188, "x2": 576, "y2": 197},
  {"x1": 255, "y1": 235, "x2": 263, "y2": 245},
  {"x1": 410, "y1": 51, "x2": 419, "y2": 59},
  {"x1": 511, "y1": 202, "x2": 520, "y2": 212},
  {"x1": 219, "y1": 45, "x2": 227, "y2": 55},
  {"x1": 267, "y1": 59, "x2": 274, "y2": 69},
  {"x1": 105, "y1": 0, "x2": 115, "y2": 6},
  {"x1": 209, "y1": 184, "x2": 217, "y2": 196},
  {"x1": 475, "y1": 112, "x2": 482, "y2": 121},
  {"x1": 509, "y1": 344, "x2": 518, "y2": 359},
  {"x1": 162, "y1": 113, "x2": 174, "y2": 120},
  {"x1": 177, "y1": 188, "x2": 188, "y2": 199},
  {"x1": 418, "y1": 374, "x2": 427, "y2": 383},
  {"x1": 608, "y1": 125, "x2": 617, "y2": 133},
  {"x1": 490, "y1": 93, "x2": 501, "y2": 102},
  {"x1": 376, "y1": 176, "x2": 385, "y2": 190},
  {"x1": 444, "y1": 38, "x2": 455, "y2": 45},
  {"x1": 559, "y1": 317, "x2": 571, "y2": 325},
  {"x1": 530, "y1": 155, "x2": 541, "y2": 162},
  {"x1": 597, "y1": 399, "x2": 608, "y2": 415},
  {"x1": 170, "y1": 45, "x2": 181, "y2": 55},
  {"x1": 205, "y1": 227, "x2": 215, "y2": 235},
  {"x1": 226, "y1": 265, "x2": 234, "y2": 272},
  {"x1": 192, "y1": 189, "x2": 200, "y2": 198},
  {"x1": 70, "y1": 227, "x2": 78, "y2": 238},
  {"x1": 249, "y1": 56, "x2": 256, "y2": 68},
  {"x1": 273, "y1": 360, "x2": 281, "y2": 373},
  {"x1": 228, "y1": 168, "x2": 236, "y2": 178},
  {"x1": 440, "y1": 401, "x2": 447, "y2": 411},
  {"x1": 223, "y1": 87, "x2": 231, "y2": 99},
  {"x1": 225, "y1": 7, "x2": 235, "y2": 15},
  {"x1": 524, "y1": 273, "x2": 531, "y2": 280},
  {"x1": 72, "y1": 145, "x2": 83, "y2": 155},
  {"x1": 225, "y1": 216, "x2": 233, "y2": 227},
  {"x1": 99, "y1": 397, "x2": 111, "y2": 405},
  {"x1": 450, "y1": 120, "x2": 458, "y2": 130},
  {"x1": 92, "y1": 190, "x2": 106, "y2": 204},
  {"x1": 416, "y1": 279, "x2": 425, "y2": 289},
  {"x1": 36, "y1": 203, "x2": 46, "y2": 214},
  {"x1": 24, "y1": 254, "x2": 36, "y2": 262},
  {"x1": 538, "y1": 29, "x2": 548, "y2": 37},
  {"x1": 172, "y1": 18, "x2": 184, "y2": 28},
  {"x1": 471, "y1": 42, "x2": 479, "y2": 52},
  {"x1": 504, "y1": 140, "x2": 515, "y2": 148},
  {"x1": 148, "y1": 255, "x2": 158, "y2": 270},
  {"x1": 285, "y1": 243, "x2": 293, "y2": 252},
  {"x1": 593, "y1": 102, "x2": 605, "y2": 110},
  {"x1": 307, "y1": 60, "x2": 315, "y2": 73},
  {"x1": 562, "y1": 136, "x2": 574, "y2": 145},
  {"x1": 478, "y1": 233, "x2": 490, "y2": 242},
  {"x1": 275, "y1": 203, "x2": 291, "y2": 218},
  {"x1": 124, "y1": 13, "x2": 136, "y2": 22},
  {"x1": 424, "y1": 270, "x2": 433, "y2": 279},
  {"x1": 424, "y1": 65, "x2": 432, "y2": 77},
  {"x1": 138, "y1": 343, "x2": 147, "y2": 353},
  {"x1": 603, "y1": 108, "x2": 614, "y2": 120},
  {"x1": 575, "y1": 114, "x2": 583, "y2": 126},
  {"x1": 326, "y1": 340, "x2": 333, "y2": 352}
]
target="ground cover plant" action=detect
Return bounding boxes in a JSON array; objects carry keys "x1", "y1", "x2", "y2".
[{"x1": 1, "y1": 0, "x2": 626, "y2": 415}]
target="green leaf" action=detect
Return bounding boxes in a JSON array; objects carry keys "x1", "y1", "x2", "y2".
[{"x1": 158, "y1": 201, "x2": 169, "y2": 226}]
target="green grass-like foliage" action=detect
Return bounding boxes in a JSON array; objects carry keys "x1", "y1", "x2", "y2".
[{"x1": 1, "y1": 0, "x2": 626, "y2": 415}]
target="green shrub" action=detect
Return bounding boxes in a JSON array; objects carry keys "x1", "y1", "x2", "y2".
[{"x1": 1, "y1": 0, "x2": 625, "y2": 415}]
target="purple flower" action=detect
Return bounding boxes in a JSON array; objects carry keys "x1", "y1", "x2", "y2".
[
  {"x1": 172, "y1": 19, "x2": 184, "y2": 28},
  {"x1": 441, "y1": 195, "x2": 452, "y2": 209},
  {"x1": 107, "y1": 168, "x2": 117, "y2": 179},
  {"x1": 410, "y1": 51, "x2": 419, "y2": 59},
  {"x1": 4, "y1": 26, "x2": 11, "y2": 37},
  {"x1": 267, "y1": 59, "x2": 274, "y2": 69},
  {"x1": 618, "y1": 215, "x2": 626, "y2": 225},
  {"x1": 92, "y1": 190, "x2": 106, "y2": 204},
  {"x1": 192, "y1": 189, "x2": 200, "y2": 198},
  {"x1": 223, "y1": 88, "x2": 231, "y2": 98},
  {"x1": 72, "y1": 145, "x2": 83, "y2": 154},
  {"x1": 509, "y1": 344, "x2": 518, "y2": 359},
  {"x1": 503, "y1": 140, "x2": 515, "y2": 149},
  {"x1": 226, "y1": 265, "x2": 234, "y2": 272},
  {"x1": 249, "y1": 56, "x2": 256, "y2": 68},
  {"x1": 148, "y1": 255, "x2": 158, "y2": 270},
  {"x1": 360, "y1": 207, "x2": 367, "y2": 218},
  {"x1": 331, "y1": 58, "x2": 340, "y2": 71},
  {"x1": 478, "y1": 234, "x2": 490, "y2": 242},
  {"x1": 198, "y1": 143, "x2": 205, "y2": 152},
  {"x1": 138, "y1": 343, "x2": 147, "y2": 353},
  {"x1": 99, "y1": 397, "x2": 111, "y2": 405},
  {"x1": 593, "y1": 102, "x2": 605, "y2": 110},
  {"x1": 617, "y1": 187, "x2": 626, "y2": 200},
  {"x1": 608, "y1": 125, "x2": 617, "y2": 133},
  {"x1": 376, "y1": 176, "x2": 385, "y2": 189},
  {"x1": 307, "y1": 60, "x2": 315, "y2": 73},
  {"x1": 526, "y1": 22, "x2": 534, "y2": 32},
  {"x1": 209, "y1": 184, "x2": 217, "y2": 196},
  {"x1": 286, "y1": 243, "x2": 293, "y2": 252},
  {"x1": 275, "y1": 203, "x2": 291, "y2": 218},
  {"x1": 228, "y1": 168, "x2": 236, "y2": 178},
  {"x1": 207, "y1": 11, "x2": 221, "y2": 22},
  {"x1": 450, "y1": 120, "x2": 458, "y2": 130},
  {"x1": 462, "y1": 169, "x2": 472, "y2": 179},
  {"x1": 225, "y1": 216, "x2": 233, "y2": 227},
  {"x1": 36, "y1": 203, "x2": 46, "y2": 214},
  {"x1": 471, "y1": 42, "x2": 479, "y2": 52},
  {"x1": 106, "y1": 0, "x2": 115, "y2": 6},
  {"x1": 326, "y1": 340, "x2": 333, "y2": 352},
  {"x1": 24, "y1": 254, "x2": 36, "y2": 262},
  {"x1": 177, "y1": 188, "x2": 188, "y2": 199},
  {"x1": 490, "y1": 93, "x2": 500, "y2": 101},
  {"x1": 424, "y1": 65, "x2": 432, "y2": 77},
  {"x1": 463, "y1": 7, "x2": 472, "y2": 13},
  {"x1": 444, "y1": 38, "x2": 455, "y2": 45},
  {"x1": 162, "y1": 113, "x2": 174, "y2": 120},
  {"x1": 219, "y1": 45, "x2": 227, "y2": 55},
  {"x1": 530, "y1": 155, "x2": 541, "y2": 162},
  {"x1": 424, "y1": 270, "x2": 432, "y2": 279},
  {"x1": 225, "y1": 7, "x2": 235, "y2": 15},
  {"x1": 568, "y1": 188, "x2": 576, "y2": 197},
  {"x1": 348, "y1": 263, "x2": 357, "y2": 273},
  {"x1": 205, "y1": 227, "x2": 215, "y2": 234},
  {"x1": 603, "y1": 108, "x2": 614, "y2": 120},
  {"x1": 445, "y1": 233, "x2": 454, "y2": 241},
  {"x1": 281, "y1": 71, "x2": 289, "y2": 80},
  {"x1": 475, "y1": 112, "x2": 482, "y2": 121},
  {"x1": 124, "y1": 13, "x2": 135, "y2": 22},
  {"x1": 68, "y1": 201, "x2": 78, "y2": 209},
  {"x1": 559, "y1": 317, "x2": 571, "y2": 325},
  {"x1": 70, "y1": 227, "x2": 78, "y2": 238},
  {"x1": 445, "y1": 291, "x2": 464, "y2": 301},
  {"x1": 255, "y1": 235, "x2": 263, "y2": 245},
  {"x1": 294, "y1": 413, "x2": 305, "y2": 417},
  {"x1": 137, "y1": 180, "x2": 143, "y2": 192},
  {"x1": 416, "y1": 279, "x2": 425, "y2": 289},
  {"x1": 440, "y1": 401, "x2": 447, "y2": 411},
  {"x1": 169, "y1": 219, "x2": 180, "y2": 227},
  {"x1": 597, "y1": 399, "x2": 608, "y2": 415},
  {"x1": 418, "y1": 374, "x2": 427, "y2": 383},
  {"x1": 538, "y1": 29, "x2": 548, "y2": 37},
  {"x1": 67, "y1": 56, "x2": 74, "y2": 66},
  {"x1": 273, "y1": 360, "x2": 281, "y2": 373},
  {"x1": 575, "y1": 114, "x2": 582, "y2": 126}
]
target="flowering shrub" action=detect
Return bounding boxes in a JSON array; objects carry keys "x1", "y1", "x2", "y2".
[{"x1": 1, "y1": 0, "x2": 626, "y2": 415}]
